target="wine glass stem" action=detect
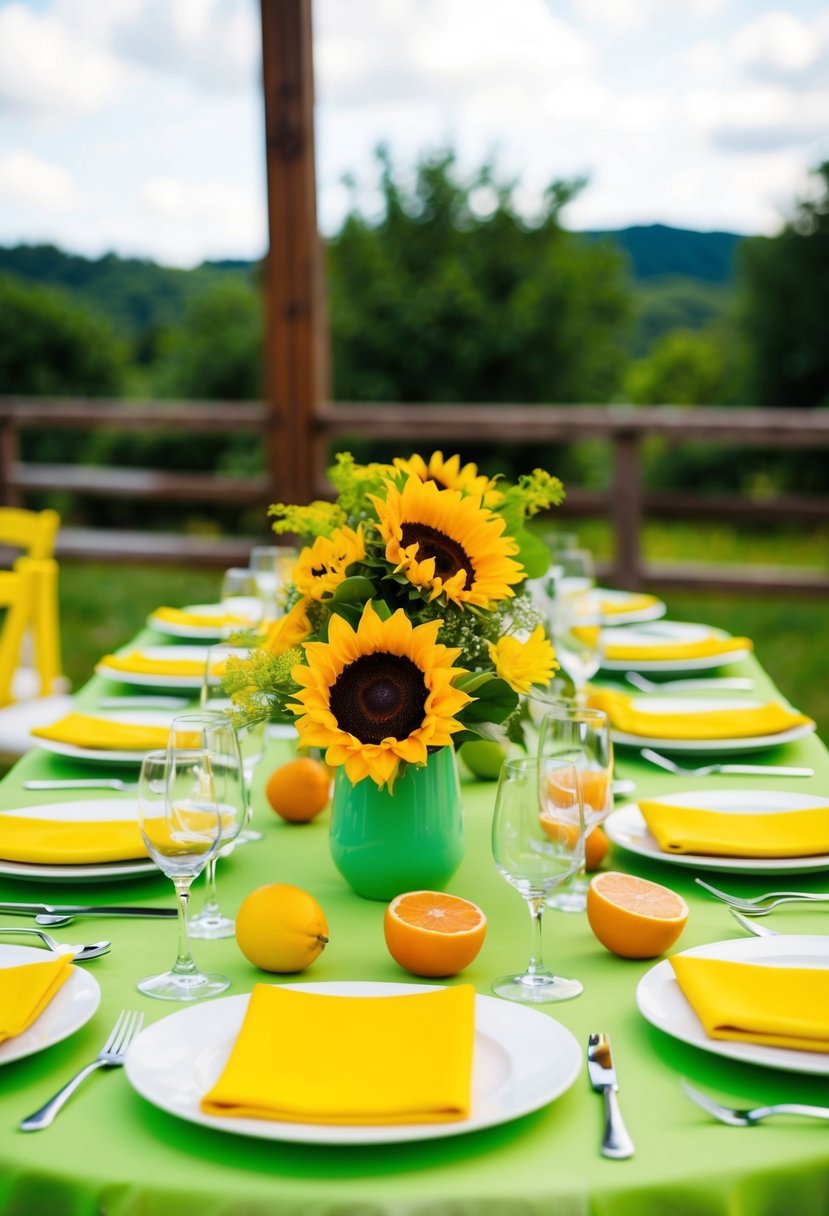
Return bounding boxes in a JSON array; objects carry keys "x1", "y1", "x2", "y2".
[
  {"x1": 201, "y1": 856, "x2": 220, "y2": 916},
  {"x1": 171, "y1": 879, "x2": 200, "y2": 977},
  {"x1": 526, "y1": 896, "x2": 546, "y2": 976}
]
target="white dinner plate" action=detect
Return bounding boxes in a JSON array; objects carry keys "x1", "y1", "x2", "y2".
[
  {"x1": 33, "y1": 709, "x2": 178, "y2": 767},
  {"x1": 609, "y1": 694, "x2": 815, "y2": 754},
  {"x1": 0, "y1": 944, "x2": 101, "y2": 1066},
  {"x1": 148, "y1": 600, "x2": 262, "y2": 640},
  {"x1": 0, "y1": 799, "x2": 159, "y2": 883},
  {"x1": 606, "y1": 791, "x2": 829, "y2": 874},
  {"x1": 597, "y1": 588, "x2": 666, "y2": 625},
  {"x1": 599, "y1": 621, "x2": 751, "y2": 673},
  {"x1": 637, "y1": 935, "x2": 829, "y2": 1076},
  {"x1": 124, "y1": 981, "x2": 583, "y2": 1145},
  {"x1": 96, "y1": 647, "x2": 212, "y2": 691}
]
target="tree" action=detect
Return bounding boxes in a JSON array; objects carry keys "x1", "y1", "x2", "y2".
[
  {"x1": 624, "y1": 328, "x2": 740, "y2": 406},
  {"x1": 738, "y1": 162, "x2": 829, "y2": 408},
  {"x1": 155, "y1": 277, "x2": 263, "y2": 401},
  {"x1": 327, "y1": 149, "x2": 631, "y2": 407}
]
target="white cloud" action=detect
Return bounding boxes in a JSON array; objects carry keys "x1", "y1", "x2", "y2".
[
  {"x1": 0, "y1": 152, "x2": 81, "y2": 209},
  {"x1": 0, "y1": 2, "x2": 121, "y2": 116},
  {"x1": 733, "y1": 10, "x2": 825, "y2": 85},
  {"x1": 138, "y1": 176, "x2": 265, "y2": 265}
]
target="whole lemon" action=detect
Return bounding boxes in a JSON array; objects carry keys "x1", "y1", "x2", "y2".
[
  {"x1": 265, "y1": 757, "x2": 331, "y2": 822},
  {"x1": 235, "y1": 883, "x2": 329, "y2": 972}
]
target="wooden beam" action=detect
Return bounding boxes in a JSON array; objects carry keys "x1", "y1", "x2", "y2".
[{"x1": 260, "y1": 0, "x2": 327, "y2": 507}]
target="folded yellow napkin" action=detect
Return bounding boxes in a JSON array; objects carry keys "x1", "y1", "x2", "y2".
[
  {"x1": 0, "y1": 955, "x2": 74, "y2": 1042},
  {"x1": 600, "y1": 593, "x2": 660, "y2": 617},
  {"x1": 671, "y1": 955, "x2": 829, "y2": 1054},
  {"x1": 31, "y1": 713, "x2": 198, "y2": 752},
  {"x1": 152, "y1": 606, "x2": 252, "y2": 630},
  {"x1": 201, "y1": 983, "x2": 476, "y2": 1125},
  {"x1": 0, "y1": 814, "x2": 148, "y2": 864},
  {"x1": 601, "y1": 633, "x2": 752, "y2": 662},
  {"x1": 98, "y1": 652, "x2": 213, "y2": 678},
  {"x1": 586, "y1": 688, "x2": 812, "y2": 740},
  {"x1": 639, "y1": 799, "x2": 829, "y2": 858}
]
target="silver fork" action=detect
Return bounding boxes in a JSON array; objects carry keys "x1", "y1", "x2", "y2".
[
  {"x1": 639, "y1": 748, "x2": 814, "y2": 779},
  {"x1": 23, "y1": 779, "x2": 138, "y2": 792},
  {"x1": 626, "y1": 672, "x2": 754, "y2": 693},
  {"x1": 682, "y1": 1081, "x2": 829, "y2": 1126},
  {"x1": 729, "y1": 909, "x2": 780, "y2": 937},
  {"x1": 19, "y1": 1009, "x2": 144, "y2": 1132},
  {"x1": 696, "y1": 877, "x2": 829, "y2": 914}
]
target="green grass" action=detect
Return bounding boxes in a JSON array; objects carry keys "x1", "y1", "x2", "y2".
[{"x1": 55, "y1": 525, "x2": 829, "y2": 738}]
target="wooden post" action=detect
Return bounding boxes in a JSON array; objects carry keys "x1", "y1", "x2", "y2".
[
  {"x1": 260, "y1": 0, "x2": 328, "y2": 507},
  {"x1": 0, "y1": 414, "x2": 21, "y2": 507},
  {"x1": 610, "y1": 430, "x2": 644, "y2": 589}
]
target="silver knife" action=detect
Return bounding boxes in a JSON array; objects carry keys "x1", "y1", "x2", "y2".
[
  {"x1": 587, "y1": 1032, "x2": 635, "y2": 1159},
  {"x1": 0, "y1": 901, "x2": 176, "y2": 919}
]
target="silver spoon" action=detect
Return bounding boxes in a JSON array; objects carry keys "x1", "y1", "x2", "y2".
[
  {"x1": 0, "y1": 926, "x2": 111, "y2": 961},
  {"x1": 626, "y1": 672, "x2": 754, "y2": 693}
]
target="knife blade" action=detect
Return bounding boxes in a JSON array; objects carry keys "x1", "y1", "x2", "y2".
[
  {"x1": 587, "y1": 1032, "x2": 635, "y2": 1159},
  {"x1": 0, "y1": 901, "x2": 176, "y2": 919}
]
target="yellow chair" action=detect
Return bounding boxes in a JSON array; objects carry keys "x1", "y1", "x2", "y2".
[
  {"x1": 0, "y1": 507, "x2": 60, "y2": 562},
  {"x1": 0, "y1": 563, "x2": 36, "y2": 708}
]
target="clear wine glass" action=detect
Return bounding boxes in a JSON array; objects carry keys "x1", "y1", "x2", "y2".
[
  {"x1": 553, "y1": 582, "x2": 603, "y2": 705},
  {"x1": 249, "y1": 545, "x2": 297, "y2": 620},
  {"x1": 219, "y1": 567, "x2": 263, "y2": 627},
  {"x1": 137, "y1": 747, "x2": 229, "y2": 1000},
  {"x1": 491, "y1": 755, "x2": 585, "y2": 1004},
  {"x1": 538, "y1": 706, "x2": 613, "y2": 912},
  {"x1": 167, "y1": 711, "x2": 246, "y2": 941},
  {"x1": 200, "y1": 643, "x2": 266, "y2": 844}
]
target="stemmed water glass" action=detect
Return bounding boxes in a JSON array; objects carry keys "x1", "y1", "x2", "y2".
[
  {"x1": 220, "y1": 568, "x2": 263, "y2": 627},
  {"x1": 167, "y1": 711, "x2": 247, "y2": 941},
  {"x1": 553, "y1": 567, "x2": 603, "y2": 705},
  {"x1": 200, "y1": 643, "x2": 266, "y2": 844},
  {"x1": 137, "y1": 746, "x2": 230, "y2": 1000},
  {"x1": 538, "y1": 706, "x2": 613, "y2": 912},
  {"x1": 491, "y1": 755, "x2": 585, "y2": 1004},
  {"x1": 249, "y1": 545, "x2": 297, "y2": 620}
]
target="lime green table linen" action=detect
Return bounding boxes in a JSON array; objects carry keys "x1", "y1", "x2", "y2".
[{"x1": 1, "y1": 639, "x2": 828, "y2": 1216}]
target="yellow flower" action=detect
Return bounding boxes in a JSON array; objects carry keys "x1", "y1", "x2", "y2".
[
  {"x1": 263, "y1": 599, "x2": 312, "y2": 655},
  {"x1": 293, "y1": 525, "x2": 365, "y2": 601},
  {"x1": 288, "y1": 601, "x2": 472, "y2": 788},
  {"x1": 371, "y1": 476, "x2": 523, "y2": 609},
  {"x1": 395, "y1": 451, "x2": 500, "y2": 502},
  {"x1": 487, "y1": 626, "x2": 558, "y2": 694}
]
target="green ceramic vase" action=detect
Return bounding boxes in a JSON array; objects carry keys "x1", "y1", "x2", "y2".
[{"x1": 329, "y1": 746, "x2": 464, "y2": 901}]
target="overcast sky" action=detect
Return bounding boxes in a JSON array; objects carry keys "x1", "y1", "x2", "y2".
[{"x1": 1, "y1": 0, "x2": 827, "y2": 267}]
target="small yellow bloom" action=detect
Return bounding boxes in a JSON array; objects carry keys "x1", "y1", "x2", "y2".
[
  {"x1": 263, "y1": 599, "x2": 312, "y2": 655},
  {"x1": 487, "y1": 626, "x2": 558, "y2": 694},
  {"x1": 394, "y1": 451, "x2": 500, "y2": 502},
  {"x1": 293, "y1": 525, "x2": 365, "y2": 601}
]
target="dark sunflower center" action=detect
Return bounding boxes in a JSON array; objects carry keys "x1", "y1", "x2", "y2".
[
  {"x1": 329, "y1": 652, "x2": 428, "y2": 744},
  {"x1": 400, "y1": 521, "x2": 475, "y2": 588}
]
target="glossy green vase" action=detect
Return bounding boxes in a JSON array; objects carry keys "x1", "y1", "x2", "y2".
[{"x1": 329, "y1": 747, "x2": 464, "y2": 901}]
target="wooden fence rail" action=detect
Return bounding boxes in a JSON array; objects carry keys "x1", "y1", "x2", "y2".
[{"x1": 3, "y1": 397, "x2": 828, "y2": 594}]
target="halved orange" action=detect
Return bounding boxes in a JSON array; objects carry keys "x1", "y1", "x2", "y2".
[
  {"x1": 586, "y1": 871, "x2": 688, "y2": 959},
  {"x1": 384, "y1": 890, "x2": 487, "y2": 978}
]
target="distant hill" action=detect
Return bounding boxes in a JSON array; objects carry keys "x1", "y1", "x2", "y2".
[{"x1": 581, "y1": 223, "x2": 744, "y2": 284}]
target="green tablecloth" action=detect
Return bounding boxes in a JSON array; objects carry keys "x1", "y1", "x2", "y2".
[{"x1": 1, "y1": 647, "x2": 828, "y2": 1216}]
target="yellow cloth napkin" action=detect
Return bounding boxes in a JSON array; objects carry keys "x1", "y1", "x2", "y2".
[
  {"x1": 98, "y1": 652, "x2": 213, "y2": 678},
  {"x1": 671, "y1": 955, "x2": 829, "y2": 1054},
  {"x1": 0, "y1": 814, "x2": 148, "y2": 863},
  {"x1": 600, "y1": 633, "x2": 752, "y2": 662},
  {"x1": 152, "y1": 606, "x2": 252, "y2": 630},
  {"x1": 31, "y1": 712, "x2": 198, "y2": 752},
  {"x1": 586, "y1": 688, "x2": 812, "y2": 740},
  {"x1": 599, "y1": 593, "x2": 660, "y2": 617},
  {"x1": 639, "y1": 799, "x2": 829, "y2": 858},
  {"x1": 0, "y1": 955, "x2": 74, "y2": 1042},
  {"x1": 201, "y1": 983, "x2": 476, "y2": 1125}
]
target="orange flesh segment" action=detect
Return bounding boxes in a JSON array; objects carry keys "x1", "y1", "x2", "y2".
[
  {"x1": 593, "y1": 872, "x2": 686, "y2": 920},
  {"x1": 391, "y1": 892, "x2": 485, "y2": 935}
]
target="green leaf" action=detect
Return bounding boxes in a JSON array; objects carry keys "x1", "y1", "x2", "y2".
[
  {"x1": 333, "y1": 575, "x2": 378, "y2": 604},
  {"x1": 458, "y1": 676, "x2": 518, "y2": 724},
  {"x1": 513, "y1": 526, "x2": 551, "y2": 579}
]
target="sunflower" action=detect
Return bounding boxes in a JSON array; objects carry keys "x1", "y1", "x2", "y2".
[
  {"x1": 394, "y1": 451, "x2": 499, "y2": 502},
  {"x1": 289, "y1": 602, "x2": 472, "y2": 788},
  {"x1": 262, "y1": 598, "x2": 312, "y2": 655},
  {"x1": 487, "y1": 626, "x2": 558, "y2": 694},
  {"x1": 371, "y1": 476, "x2": 523, "y2": 608},
  {"x1": 293, "y1": 525, "x2": 365, "y2": 601}
]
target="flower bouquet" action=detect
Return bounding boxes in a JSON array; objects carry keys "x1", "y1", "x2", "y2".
[{"x1": 226, "y1": 450, "x2": 564, "y2": 792}]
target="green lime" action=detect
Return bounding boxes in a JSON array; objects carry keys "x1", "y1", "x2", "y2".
[{"x1": 459, "y1": 740, "x2": 509, "y2": 781}]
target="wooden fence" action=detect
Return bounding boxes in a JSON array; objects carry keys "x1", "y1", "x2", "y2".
[{"x1": 3, "y1": 397, "x2": 828, "y2": 595}]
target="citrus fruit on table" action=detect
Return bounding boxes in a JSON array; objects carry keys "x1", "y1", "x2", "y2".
[
  {"x1": 384, "y1": 890, "x2": 487, "y2": 977},
  {"x1": 235, "y1": 883, "x2": 329, "y2": 972},
  {"x1": 586, "y1": 871, "x2": 688, "y2": 959},
  {"x1": 265, "y1": 757, "x2": 331, "y2": 822},
  {"x1": 585, "y1": 825, "x2": 610, "y2": 871},
  {"x1": 459, "y1": 740, "x2": 508, "y2": 780}
]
